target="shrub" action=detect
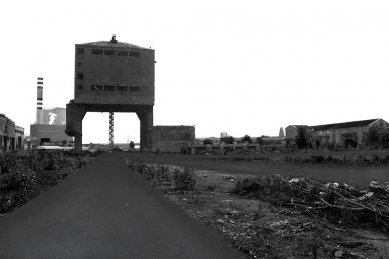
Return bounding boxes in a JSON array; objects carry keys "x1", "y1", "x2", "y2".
[
  {"x1": 220, "y1": 136, "x2": 235, "y2": 144},
  {"x1": 242, "y1": 134, "x2": 252, "y2": 144},
  {"x1": 256, "y1": 137, "x2": 264, "y2": 145},
  {"x1": 173, "y1": 168, "x2": 196, "y2": 191},
  {"x1": 203, "y1": 138, "x2": 212, "y2": 145},
  {"x1": 295, "y1": 126, "x2": 311, "y2": 149}
]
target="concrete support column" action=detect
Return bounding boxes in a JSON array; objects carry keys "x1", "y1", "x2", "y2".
[
  {"x1": 137, "y1": 106, "x2": 153, "y2": 151},
  {"x1": 74, "y1": 109, "x2": 86, "y2": 153},
  {"x1": 66, "y1": 102, "x2": 86, "y2": 153}
]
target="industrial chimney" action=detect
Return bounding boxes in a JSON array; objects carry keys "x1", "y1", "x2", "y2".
[{"x1": 36, "y1": 77, "x2": 43, "y2": 124}]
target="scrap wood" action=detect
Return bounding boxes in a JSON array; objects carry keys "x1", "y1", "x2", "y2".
[{"x1": 257, "y1": 175, "x2": 389, "y2": 228}]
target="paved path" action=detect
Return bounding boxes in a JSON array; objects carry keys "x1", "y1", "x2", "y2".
[{"x1": 0, "y1": 153, "x2": 242, "y2": 259}]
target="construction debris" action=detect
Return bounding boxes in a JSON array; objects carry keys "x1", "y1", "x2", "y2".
[{"x1": 234, "y1": 175, "x2": 389, "y2": 232}]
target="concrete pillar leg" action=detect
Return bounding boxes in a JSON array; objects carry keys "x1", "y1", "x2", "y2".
[
  {"x1": 74, "y1": 108, "x2": 86, "y2": 153},
  {"x1": 75, "y1": 132, "x2": 82, "y2": 153},
  {"x1": 137, "y1": 107, "x2": 153, "y2": 151}
]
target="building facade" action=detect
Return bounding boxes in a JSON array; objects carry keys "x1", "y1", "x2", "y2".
[
  {"x1": 151, "y1": 126, "x2": 195, "y2": 153},
  {"x1": 0, "y1": 114, "x2": 24, "y2": 152},
  {"x1": 286, "y1": 119, "x2": 389, "y2": 146},
  {"x1": 66, "y1": 35, "x2": 155, "y2": 151}
]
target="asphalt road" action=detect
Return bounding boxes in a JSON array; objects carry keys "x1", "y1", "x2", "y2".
[
  {"x1": 124, "y1": 153, "x2": 389, "y2": 187},
  {"x1": 0, "y1": 153, "x2": 242, "y2": 259}
]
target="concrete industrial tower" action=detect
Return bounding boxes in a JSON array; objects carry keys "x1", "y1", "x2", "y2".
[{"x1": 66, "y1": 35, "x2": 155, "y2": 151}]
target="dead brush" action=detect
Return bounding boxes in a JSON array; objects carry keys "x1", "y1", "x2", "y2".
[
  {"x1": 172, "y1": 168, "x2": 197, "y2": 191},
  {"x1": 233, "y1": 175, "x2": 389, "y2": 232}
]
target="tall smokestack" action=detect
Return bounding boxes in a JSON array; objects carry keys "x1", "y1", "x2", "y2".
[{"x1": 36, "y1": 77, "x2": 43, "y2": 124}]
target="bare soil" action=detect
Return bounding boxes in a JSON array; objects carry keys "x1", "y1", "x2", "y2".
[{"x1": 125, "y1": 153, "x2": 389, "y2": 259}]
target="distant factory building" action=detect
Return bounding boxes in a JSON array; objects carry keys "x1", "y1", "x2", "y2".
[
  {"x1": 286, "y1": 118, "x2": 389, "y2": 145},
  {"x1": 30, "y1": 77, "x2": 73, "y2": 147},
  {"x1": 151, "y1": 126, "x2": 195, "y2": 153},
  {"x1": 0, "y1": 114, "x2": 24, "y2": 152}
]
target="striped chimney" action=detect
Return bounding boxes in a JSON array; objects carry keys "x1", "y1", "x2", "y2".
[{"x1": 36, "y1": 77, "x2": 43, "y2": 124}]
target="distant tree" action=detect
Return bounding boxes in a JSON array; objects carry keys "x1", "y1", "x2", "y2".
[
  {"x1": 220, "y1": 136, "x2": 234, "y2": 144},
  {"x1": 203, "y1": 138, "x2": 212, "y2": 145},
  {"x1": 242, "y1": 134, "x2": 252, "y2": 144},
  {"x1": 366, "y1": 126, "x2": 383, "y2": 147},
  {"x1": 295, "y1": 126, "x2": 311, "y2": 149},
  {"x1": 129, "y1": 141, "x2": 135, "y2": 149},
  {"x1": 256, "y1": 137, "x2": 264, "y2": 145},
  {"x1": 382, "y1": 129, "x2": 389, "y2": 148}
]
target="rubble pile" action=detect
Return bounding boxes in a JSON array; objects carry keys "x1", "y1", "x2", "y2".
[{"x1": 234, "y1": 175, "x2": 389, "y2": 232}]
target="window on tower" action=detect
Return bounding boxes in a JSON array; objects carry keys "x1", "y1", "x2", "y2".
[
  {"x1": 91, "y1": 85, "x2": 103, "y2": 91},
  {"x1": 117, "y1": 86, "x2": 128, "y2": 92},
  {"x1": 129, "y1": 87, "x2": 140, "y2": 92},
  {"x1": 129, "y1": 51, "x2": 140, "y2": 57},
  {"x1": 104, "y1": 50, "x2": 115, "y2": 55},
  {"x1": 104, "y1": 85, "x2": 115, "y2": 91},
  {"x1": 91, "y1": 49, "x2": 103, "y2": 55}
]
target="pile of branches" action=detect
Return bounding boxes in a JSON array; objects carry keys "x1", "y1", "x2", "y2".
[{"x1": 233, "y1": 175, "x2": 389, "y2": 232}]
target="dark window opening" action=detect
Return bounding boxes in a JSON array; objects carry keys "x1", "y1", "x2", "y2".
[
  {"x1": 37, "y1": 82, "x2": 43, "y2": 85},
  {"x1": 104, "y1": 50, "x2": 115, "y2": 55},
  {"x1": 92, "y1": 49, "x2": 103, "y2": 55},
  {"x1": 104, "y1": 85, "x2": 115, "y2": 91},
  {"x1": 77, "y1": 73, "x2": 84, "y2": 80},
  {"x1": 91, "y1": 85, "x2": 103, "y2": 91},
  {"x1": 130, "y1": 51, "x2": 140, "y2": 57},
  {"x1": 77, "y1": 48, "x2": 84, "y2": 54},
  {"x1": 77, "y1": 85, "x2": 83, "y2": 90},
  {"x1": 117, "y1": 86, "x2": 128, "y2": 92},
  {"x1": 117, "y1": 51, "x2": 128, "y2": 56},
  {"x1": 129, "y1": 87, "x2": 140, "y2": 92}
]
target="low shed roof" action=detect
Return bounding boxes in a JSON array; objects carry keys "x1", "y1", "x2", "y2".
[
  {"x1": 311, "y1": 119, "x2": 378, "y2": 131},
  {"x1": 78, "y1": 41, "x2": 150, "y2": 50}
]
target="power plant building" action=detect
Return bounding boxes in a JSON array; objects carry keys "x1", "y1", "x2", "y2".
[{"x1": 30, "y1": 77, "x2": 72, "y2": 147}]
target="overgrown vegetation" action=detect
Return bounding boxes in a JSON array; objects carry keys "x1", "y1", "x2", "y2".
[
  {"x1": 220, "y1": 135, "x2": 235, "y2": 144},
  {"x1": 365, "y1": 126, "x2": 389, "y2": 148},
  {"x1": 241, "y1": 134, "x2": 252, "y2": 144},
  {"x1": 126, "y1": 160, "x2": 197, "y2": 191},
  {"x1": 283, "y1": 153, "x2": 389, "y2": 165},
  {"x1": 0, "y1": 151, "x2": 93, "y2": 214},
  {"x1": 295, "y1": 126, "x2": 312, "y2": 149}
]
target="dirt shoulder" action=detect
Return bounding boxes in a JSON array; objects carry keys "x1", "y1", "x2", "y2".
[{"x1": 125, "y1": 158, "x2": 389, "y2": 259}]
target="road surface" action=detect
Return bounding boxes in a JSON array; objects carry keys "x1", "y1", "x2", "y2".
[{"x1": 0, "y1": 153, "x2": 242, "y2": 259}]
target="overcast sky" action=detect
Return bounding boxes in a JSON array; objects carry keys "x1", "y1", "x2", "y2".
[{"x1": 1, "y1": 0, "x2": 388, "y2": 144}]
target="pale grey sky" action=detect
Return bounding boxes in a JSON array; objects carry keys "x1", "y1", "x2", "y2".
[{"x1": 1, "y1": 0, "x2": 388, "y2": 143}]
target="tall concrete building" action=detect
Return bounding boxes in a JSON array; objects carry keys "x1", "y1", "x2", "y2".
[{"x1": 66, "y1": 35, "x2": 155, "y2": 151}]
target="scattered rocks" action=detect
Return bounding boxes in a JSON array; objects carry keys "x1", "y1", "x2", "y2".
[{"x1": 335, "y1": 250, "x2": 344, "y2": 258}]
